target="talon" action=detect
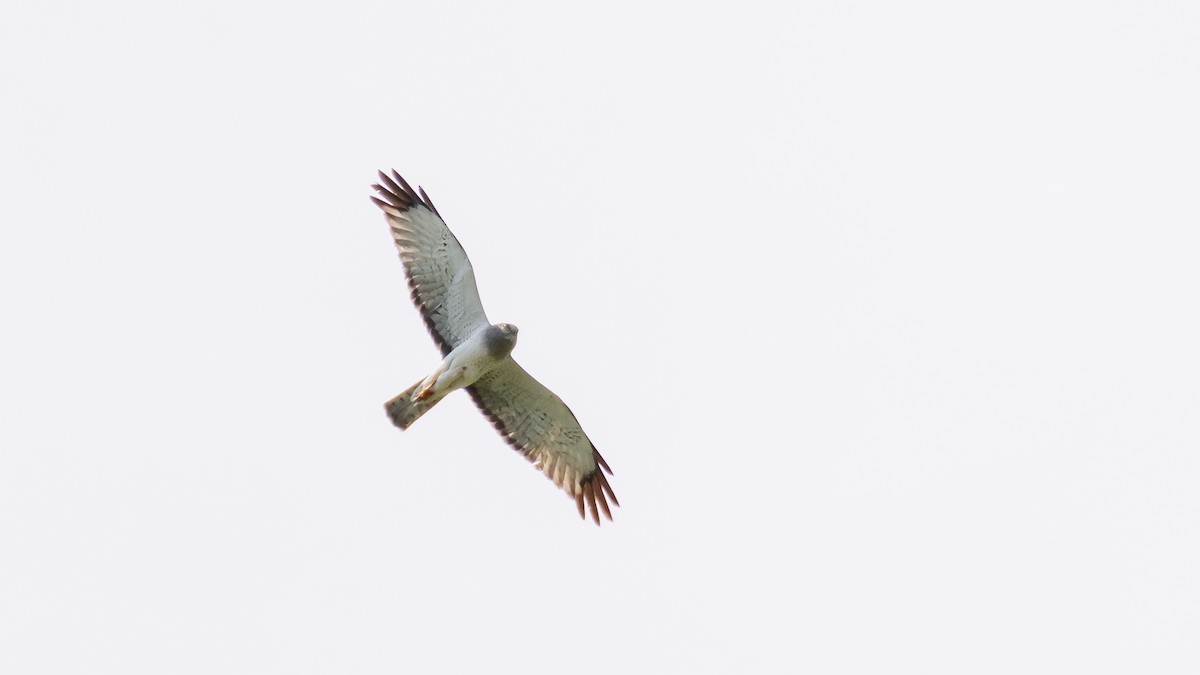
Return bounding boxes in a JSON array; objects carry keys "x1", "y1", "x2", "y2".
[{"x1": 415, "y1": 387, "x2": 434, "y2": 401}]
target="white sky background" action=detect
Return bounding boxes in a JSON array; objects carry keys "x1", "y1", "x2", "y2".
[{"x1": 1, "y1": 1, "x2": 1198, "y2": 672}]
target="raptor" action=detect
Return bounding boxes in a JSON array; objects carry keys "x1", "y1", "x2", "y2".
[{"x1": 370, "y1": 171, "x2": 618, "y2": 524}]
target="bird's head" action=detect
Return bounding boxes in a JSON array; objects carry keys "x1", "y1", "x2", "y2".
[{"x1": 485, "y1": 322, "x2": 519, "y2": 358}]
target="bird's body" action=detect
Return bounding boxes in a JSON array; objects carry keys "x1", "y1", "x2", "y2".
[
  {"x1": 370, "y1": 170, "x2": 618, "y2": 524},
  {"x1": 385, "y1": 323, "x2": 517, "y2": 429}
]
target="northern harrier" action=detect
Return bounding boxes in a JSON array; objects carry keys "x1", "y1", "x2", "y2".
[{"x1": 370, "y1": 171, "x2": 618, "y2": 524}]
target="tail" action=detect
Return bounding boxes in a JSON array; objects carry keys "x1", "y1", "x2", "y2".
[{"x1": 384, "y1": 379, "x2": 444, "y2": 430}]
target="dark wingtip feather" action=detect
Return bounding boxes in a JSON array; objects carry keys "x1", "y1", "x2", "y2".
[
  {"x1": 595, "y1": 449, "x2": 613, "y2": 475},
  {"x1": 598, "y1": 471, "x2": 619, "y2": 508},
  {"x1": 584, "y1": 482, "x2": 600, "y2": 525},
  {"x1": 376, "y1": 170, "x2": 401, "y2": 194},
  {"x1": 392, "y1": 171, "x2": 419, "y2": 197},
  {"x1": 593, "y1": 476, "x2": 613, "y2": 521},
  {"x1": 418, "y1": 186, "x2": 440, "y2": 216}
]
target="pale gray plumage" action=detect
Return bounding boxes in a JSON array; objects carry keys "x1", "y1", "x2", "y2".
[{"x1": 371, "y1": 170, "x2": 618, "y2": 524}]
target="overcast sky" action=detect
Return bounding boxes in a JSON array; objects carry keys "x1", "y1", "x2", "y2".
[{"x1": 2, "y1": 1, "x2": 1198, "y2": 673}]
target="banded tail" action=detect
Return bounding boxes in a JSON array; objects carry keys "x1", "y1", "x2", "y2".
[{"x1": 384, "y1": 379, "x2": 446, "y2": 429}]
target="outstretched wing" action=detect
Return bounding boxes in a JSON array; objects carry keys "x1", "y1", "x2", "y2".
[
  {"x1": 370, "y1": 170, "x2": 489, "y2": 356},
  {"x1": 467, "y1": 359, "x2": 618, "y2": 525}
]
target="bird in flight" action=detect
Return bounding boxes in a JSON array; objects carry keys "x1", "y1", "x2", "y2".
[{"x1": 370, "y1": 170, "x2": 618, "y2": 524}]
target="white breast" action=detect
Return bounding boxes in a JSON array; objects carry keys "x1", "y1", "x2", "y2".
[{"x1": 426, "y1": 326, "x2": 508, "y2": 396}]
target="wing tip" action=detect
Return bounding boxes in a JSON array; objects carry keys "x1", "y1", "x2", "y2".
[
  {"x1": 371, "y1": 170, "x2": 416, "y2": 212},
  {"x1": 576, "y1": 470, "x2": 615, "y2": 525},
  {"x1": 370, "y1": 169, "x2": 440, "y2": 216},
  {"x1": 584, "y1": 480, "x2": 601, "y2": 525},
  {"x1": 595, "y1": 448, "x2": 614, "y2": 475}
]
